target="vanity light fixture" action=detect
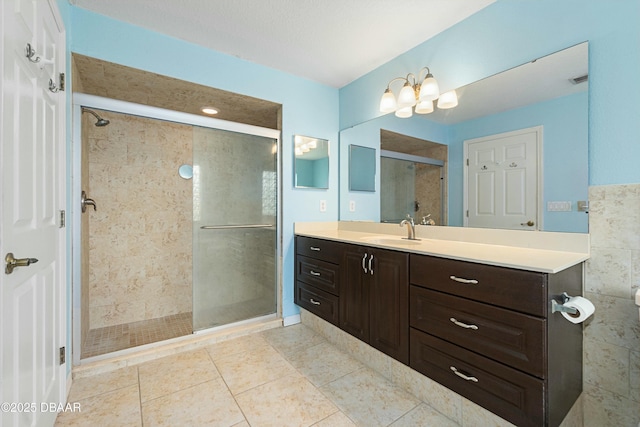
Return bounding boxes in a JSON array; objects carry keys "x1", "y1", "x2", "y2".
[
  {"x1": 379, "y1": 67, "x2": 457, "y2": 118},
  {"x1": 200, "y1": 106, "x2": 218, "y2": 115}
]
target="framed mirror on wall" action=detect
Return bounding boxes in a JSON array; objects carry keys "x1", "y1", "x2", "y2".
[
  {"x1": 338, "y1": 41, "x2": 589, "y2": 233},
  {"x1": 294, "y1": 135, "x2": 329, "y2": 189},
  {"x1": 349, "y1": 144, "x2": 376, "y2": 192}
]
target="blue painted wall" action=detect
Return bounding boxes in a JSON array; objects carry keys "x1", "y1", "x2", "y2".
[{"x1": 340, "y1": 0, "x2": 640, "y2": 187}]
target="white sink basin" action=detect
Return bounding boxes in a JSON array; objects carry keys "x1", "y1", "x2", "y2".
[{"x1": 360, "y1": 235, "x2": 423, "y2": 245}]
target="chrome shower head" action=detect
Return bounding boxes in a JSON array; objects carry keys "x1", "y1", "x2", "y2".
[{"x1": 81, "y1": 108, "x2": 110, "y2": 127}]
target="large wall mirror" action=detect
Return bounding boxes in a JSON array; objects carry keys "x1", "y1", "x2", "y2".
[
  {"x1": 339, "y1": 42, "x2": 589, "y2": 233},
  {"x1": 294, "y1": 135, "x2": 329, "y2": 189}
]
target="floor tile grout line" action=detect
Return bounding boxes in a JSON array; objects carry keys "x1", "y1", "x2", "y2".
[{"x1": 205, "y1": 348, "x2": 251, "y2": 426}]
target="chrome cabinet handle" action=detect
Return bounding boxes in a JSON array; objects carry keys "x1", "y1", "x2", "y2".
[
  {"x1": 450, "y1": 317, "x2": 479, "y2": 330},
  {"x1": 310, "y1": 246, "x2": 320, "y2": 251},
  {"x1": 309, "y1": 298, "x2": 321, "y2": 305},
  {"x1": 309, "y1": 270, "x2": 321, "y2": 276},
  {"x1": 368, "y1": 254, "x2": 374, "y2": 275},
  {"x1": 450, "y1": 366, "x2": 478, "y2": 382},
  {"x1": 362, "y1": 253, "x2": 368, "y2": 274},
  {"x1": 449, "y1": 275, "x2": 478, "y2": 285}
]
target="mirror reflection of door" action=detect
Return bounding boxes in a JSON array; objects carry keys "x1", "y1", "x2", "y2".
[
  {"x1": 464, "y1": 126, "x2": 542, "y2": 230},
  {"x1": 380, "y1": 130, "x2": 447, "y2": 225}
]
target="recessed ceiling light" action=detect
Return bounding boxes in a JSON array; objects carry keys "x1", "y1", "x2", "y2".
[{"x1": 201, "y1": 106, "x2": 218, "y2": 115}]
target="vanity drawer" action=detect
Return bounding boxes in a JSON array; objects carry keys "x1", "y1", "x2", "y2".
[
  {"x1": 410, "y1": 254, "x2": 546, "y2": 316},
  {"x1": 410, "y1": 329, "x2": 544, "y2": 427},
  {"x1": 410, "y1": 286, "x2": 545, "y2": 378},
  {"x1": 296, "y1": 236, "x2": 344, "y2": 264},
  {"x1": 295, "y1": 281, "x2": 340, "y2": 326},
  {"x1": 296, "y1": 256, "x2": 340, "y2": 296}
]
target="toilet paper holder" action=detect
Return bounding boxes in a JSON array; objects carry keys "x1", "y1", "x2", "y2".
[{"x1": 551, "y1": 292, "x2": 578, "y2": 315}]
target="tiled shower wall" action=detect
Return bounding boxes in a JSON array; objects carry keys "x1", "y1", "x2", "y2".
[
  {"x1": 86, "y1": 111, "x2": 193, "y2": 329},
  {"x1": 583, "y1": 184, "x2": 640, "y2": 426}
]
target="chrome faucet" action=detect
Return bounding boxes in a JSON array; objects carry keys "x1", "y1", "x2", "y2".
[{"x1": 400, "y1": 215, "x2": 418, "y2": 240}]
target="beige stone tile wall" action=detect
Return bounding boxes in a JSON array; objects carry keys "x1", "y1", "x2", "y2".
[
  {"x1": 583, "y1": 183, "x2": 640, "y2": 426},
  {"x1": 86, "y1": 110, "x2": 193, "y2": 328}
]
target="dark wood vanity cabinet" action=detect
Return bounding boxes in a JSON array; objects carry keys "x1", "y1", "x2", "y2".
[
  {"x1": 294, "y1": 234, "x2": 583, "y2": 427},
  {"x1": 340, "y1": 245, "x2": 409, "y2": 364},
  {"x1": 294, "y1": 236, "x2": 345, "y2": 326},
  {"x1": 409, "y1": 254, "x2": 583, "y2": 427},
  {"x1": 295, "y1": 236, "x2": 409, "y2": 363}
]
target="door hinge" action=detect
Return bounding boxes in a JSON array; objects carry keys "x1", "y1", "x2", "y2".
[
  {"x1": 58, "y1": 73, "x2": 65, "y2": 91},
  {"x1": 59, "y1": 347, "x2": 65, "y2": 365},
  {"x1": 466, "y1": 210, "x2": 469, "y2": 217},
  {"x1": 466, "y1": 158, "x2": 469, "y2": 166},
  {"x1": 59, "y1": 210, "x2": 65, "y2": 228}
]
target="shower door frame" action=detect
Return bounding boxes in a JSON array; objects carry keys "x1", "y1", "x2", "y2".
[{"x1": 70, "y1": 93, "x2": 282, "y2": 365}]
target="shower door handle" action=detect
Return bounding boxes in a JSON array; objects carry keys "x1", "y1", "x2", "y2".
[
  {"x1": 200, "y1": 224, "x2": 273, "y2": 230},
  {"x1": 81, "y1": 191, "x2": 97, "y2": 212}
]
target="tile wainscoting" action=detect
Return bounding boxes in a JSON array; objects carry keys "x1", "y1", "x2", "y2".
[{"x1": 584, "y1": 184, "x2": 640, "y2": 426}]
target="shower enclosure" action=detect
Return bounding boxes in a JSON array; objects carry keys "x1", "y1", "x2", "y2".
[
  {"x1": 380, "y1": 151, "x2": 445, "y2": 225},
  {"x1": 72, "y1": 96, "x2": 280, "y2": 362}
]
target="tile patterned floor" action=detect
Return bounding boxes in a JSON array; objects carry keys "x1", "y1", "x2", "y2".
[
  {"x1": 81, "y1": 312, "x2": 193, "y2": 359},
  {"x1": 59, "y1": 324, "x2": 461, "y2": 427}
]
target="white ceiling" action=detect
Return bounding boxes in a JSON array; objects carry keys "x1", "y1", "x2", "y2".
[{"x1": 69, "y1": 0, "x2": 495, "y2": 88}]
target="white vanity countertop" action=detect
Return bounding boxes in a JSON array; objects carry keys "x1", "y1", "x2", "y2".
[{"x1": 295, "y1": 222, "x2": 590, "y2": 274}]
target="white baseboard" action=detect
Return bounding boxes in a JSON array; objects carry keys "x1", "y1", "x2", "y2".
[{"x1": 283, "y1": 314, "x2": 301, "y2": 326}]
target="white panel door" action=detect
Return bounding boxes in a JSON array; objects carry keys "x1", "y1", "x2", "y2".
[
  {"x1": 1, "y1": 0, "x2": 66, "y2": 426},
  {"x1": 465, "y1": 127, "x2": 541, "y2": 230}
]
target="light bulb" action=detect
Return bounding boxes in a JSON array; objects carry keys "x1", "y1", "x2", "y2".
[
  {"x1": 437, "y1": 90, "x2": 458, "y2": 109},
  {"x1": 418, "y1": 75, "x2": 440, "y2": 102},
  {"x1": 397, "y1": 82, "x2": 417, "y2": 108},
  {"x1": 379, "y1": 88, "x2": 397, "y2": 113},
  {"x1": 415, "y1": 100, "x2": 434, "y2": 114},
  {"x1": 395, "y1": 106, "x2": 413, "y2": 118}
]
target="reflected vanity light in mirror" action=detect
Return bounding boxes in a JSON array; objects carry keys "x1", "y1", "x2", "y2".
[
  {"x1": 294, "y1": 135, "x2": 329, "y2": 189},
  {"x1": 340, "y1": 42, "x2": 588, "y2": 233}
]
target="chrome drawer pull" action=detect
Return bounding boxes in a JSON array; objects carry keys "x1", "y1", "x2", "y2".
[
  {"x1": 449, "y1": 275, "x2": 478, "y2": 285},
  {"x1": 310, "y1": 246, "x2": 321, "y2": 251},
  {"x1": 368, "y1": 254, "x2": 374, "y2": 275},
  {"x1": 309, "y1": 298, "x2": 321, "y2": 305},
  {"x1": 362, "y1": 253, "x2": 368, "y2": 274},
  {"x1": 309, "y1": 270, "x2": 321, "y2": 276},
  {"x1": 450, "y1": 366, "x2": 478, "y2": 382},
  {"x1": 450, "y1": 317, "x2": 479, "y2": 330}
]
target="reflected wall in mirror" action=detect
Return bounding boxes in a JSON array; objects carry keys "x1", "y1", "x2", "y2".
[
  {"x1": 349, "y1": 144, "x2": 376, "y2": 192},
  {"x1": 294, "y1": 135, "x2": 329, "y2": 189},
  {"x1": 339, "y1": 42, "x2": 589, "y2": 233}
]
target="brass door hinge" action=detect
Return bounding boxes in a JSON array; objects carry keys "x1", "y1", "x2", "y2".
[{"x1": 59, "y1": 347, "x2": 65, "y2": 365}]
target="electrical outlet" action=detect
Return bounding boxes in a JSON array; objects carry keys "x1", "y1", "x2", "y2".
[
  {"x1": 349, "y1": 200, "x2": 356, "y2": 212},
  {"x1": 319, "y1": 200, "x2": 327, "y2": 212}
]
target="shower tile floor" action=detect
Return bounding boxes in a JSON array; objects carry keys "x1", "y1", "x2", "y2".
[{"x1": 82, "y1": 312, "x2": 193, "y2": 359}]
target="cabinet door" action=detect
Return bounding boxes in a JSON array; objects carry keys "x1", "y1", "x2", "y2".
[
  {"x1": 370, "y1": 249, "x2": 409, "y2": 364},
  {"x1": 340, "y1": 246, "x2": 370, "y2": 341}
]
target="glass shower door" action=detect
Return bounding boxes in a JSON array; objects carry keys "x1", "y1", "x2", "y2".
[{"x1": 192, "y1": 126, "x2": 277, "y2": 331}]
